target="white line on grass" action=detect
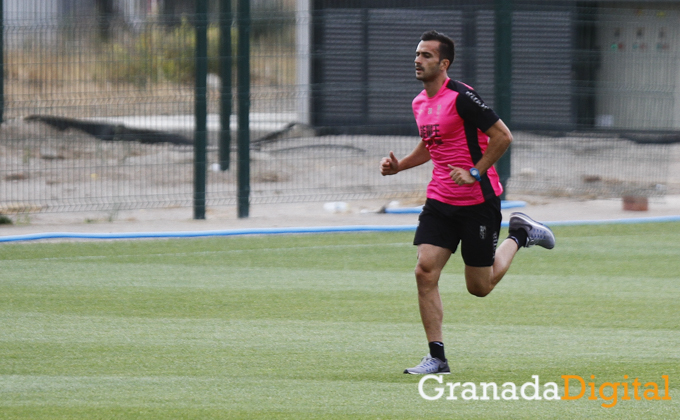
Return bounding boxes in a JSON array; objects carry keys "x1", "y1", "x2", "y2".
[{"x1": 1, "y1": 241, "x2": 414, "y2": 262}]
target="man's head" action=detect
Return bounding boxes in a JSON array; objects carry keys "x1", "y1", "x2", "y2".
[
  {"x1": 415, "y1": 30, "x2": 455, "y2": 82},
  {"x1": 420, "y1": 30, "x2": 455, "y2": 68}
]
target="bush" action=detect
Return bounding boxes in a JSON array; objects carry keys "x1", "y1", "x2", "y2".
[{"x1": 97, "y1": 19, "x2": 235, "y2": 86}]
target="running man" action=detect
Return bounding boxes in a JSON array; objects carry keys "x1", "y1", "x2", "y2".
[{"x1": 380, "y1": 30, "x2": 555, "y2": 374}]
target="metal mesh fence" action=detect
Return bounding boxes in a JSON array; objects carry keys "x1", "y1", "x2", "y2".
[
  {"x1": 0, "y1": 1, "x2": 678, "y2": 217},
  {"x1": 1, "y1": 17, "x2": 196, "y2": 213}
]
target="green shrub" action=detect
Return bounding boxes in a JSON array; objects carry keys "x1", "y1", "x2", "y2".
[{"x1": 96, "y1": 19, "x2": 234, "y2": 86}]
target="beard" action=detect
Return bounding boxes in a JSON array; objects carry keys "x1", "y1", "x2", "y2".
[{"x1": 415, "y1": 68, "x2": 436, "y2": 82}]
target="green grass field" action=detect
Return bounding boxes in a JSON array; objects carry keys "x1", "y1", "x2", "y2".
[{"x1": 1, "y1": 222, "x2": 679, "y2": 419}]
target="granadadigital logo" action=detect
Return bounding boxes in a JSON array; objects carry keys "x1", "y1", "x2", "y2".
[{"x1": 418, "y1": 374, "x2": 671, "y2": 408}]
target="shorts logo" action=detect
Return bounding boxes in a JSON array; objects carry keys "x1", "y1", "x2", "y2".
[{"x1": 479, "y1": 225, "x2": 487, "y2": 240}]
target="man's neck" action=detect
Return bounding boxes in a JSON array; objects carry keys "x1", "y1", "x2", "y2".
[{"x1": 423, "y1": 73, "x2": 448, "y2": 98}]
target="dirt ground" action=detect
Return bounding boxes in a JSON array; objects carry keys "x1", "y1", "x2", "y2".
[
  {"x1": 1, "y1": 116, "x2": 680, "y2": 240},
  {"x1": 1, "y1": 193, "x2": 680, "y2": 242}
]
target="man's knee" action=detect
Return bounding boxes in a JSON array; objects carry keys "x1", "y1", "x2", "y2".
[
  {"x1": 464, "y1": 267, "x2": 494, "y2": 297},
  {"x1": 466, "y1": 283, "x2": 492, "y2": 298},
  {"x1": 415, "y1": 263, "x2": 439, "y2": 292},
  {"x1": 415, "y1": 255, "x2": 440, "y2": 276}
]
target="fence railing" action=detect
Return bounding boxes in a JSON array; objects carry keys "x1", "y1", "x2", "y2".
[{"x1": 0, "y1": 2, "x2": 678, "y2": 217}]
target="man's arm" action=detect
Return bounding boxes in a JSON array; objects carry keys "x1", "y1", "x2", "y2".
[
  {"x1": 448, "y1": 119, "x2": 513, "y2": 185},
  {"x1": 380, "y1": 141, "x2": 431, "y2": 176}
]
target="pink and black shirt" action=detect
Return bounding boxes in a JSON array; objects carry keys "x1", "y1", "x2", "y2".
[{"x1": 412, "y1": 78, "x2": 503, "y2": 206}]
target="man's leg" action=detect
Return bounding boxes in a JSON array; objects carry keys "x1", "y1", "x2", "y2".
[
  {"x1": 465, "y1": 238, "x2": 519, "y2": 297},
  {"x1": 465, "y1": 212, "x2": 556, "y2": 297},
  {"x1": 403, "y1": 243, "x2": 453, "y2": 374},
  {"x1": 414, "y1": 244, "x2": 452, "y2": 342}
]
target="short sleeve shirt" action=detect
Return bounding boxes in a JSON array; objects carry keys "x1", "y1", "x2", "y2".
[{"x1": 412, "y1": 78, "x2": 503, "y2": 206}]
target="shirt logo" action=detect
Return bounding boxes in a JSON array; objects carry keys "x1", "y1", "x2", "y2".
[
  {"x1": 466, "y1": 91, "x2": 490, "y2": 110},
  {"x1": 419, "y1": 124, "x2": 442, "y2": 146}
]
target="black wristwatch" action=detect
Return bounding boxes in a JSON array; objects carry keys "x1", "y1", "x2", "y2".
[{"x1": 469, "y1": 167, "x2": 482, "y2": 182}]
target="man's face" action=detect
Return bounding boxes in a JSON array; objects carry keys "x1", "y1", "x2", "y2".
[{"x1": 414, "y1": 40, "x2": 447, "y2": 82}]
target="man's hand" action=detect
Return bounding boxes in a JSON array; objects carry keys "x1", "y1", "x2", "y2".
[
  {"x1": 448, "y1": 165, "x2": 476, "y2": 185},
  {"x1": 380, "y1": 152, "x2": 399, "y2": 176}
]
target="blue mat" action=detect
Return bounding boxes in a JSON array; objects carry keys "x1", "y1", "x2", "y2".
[{"x1": 383, "y1": 200, "x2": 526, "y2": 214}]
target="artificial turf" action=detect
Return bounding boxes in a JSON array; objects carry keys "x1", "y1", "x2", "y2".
[{"x1": 1, "y1": 222, "x2": 678, "y2": 419}]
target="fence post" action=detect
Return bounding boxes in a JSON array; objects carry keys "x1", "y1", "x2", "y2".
[
  {"x1": 295, "y1": 0, "x2": 311, "y2": 125},
  {"x1": 194, "y1": 0, "x2": 208, "y2": 220},
  {"x1": 237, "y1": 0, "x2": 250, "y2": 218},
  {"x1": 0, "y1": 0, "x2": 4, "y2": 124},
  {"x1": 219, "y1": 0, "x2": 232, "y2": 170},
  {"x1": 495, "y1": 0, "x2": 512, "y2": 199}
]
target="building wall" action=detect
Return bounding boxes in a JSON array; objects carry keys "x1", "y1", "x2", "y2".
[
  {"x1": 3, "y1": 0, "x2": 161, "y2": 26},
  {"x1": 4, "y1": 0, "x2": 61, "y2": 24},
  {"x1": 311, "y1": 1, "x2": 577, "y2": 134},
  {"x1": 596, "y1": 4, "x2": 680, "y2": 130},
  {"x1": 310, "y1": 0, "x2": 680, "y2": 133}
]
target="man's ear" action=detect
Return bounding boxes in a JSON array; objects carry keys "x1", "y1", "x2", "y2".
[{"x1": 440, "y1": 59, "x2": 450, "y2": 70}]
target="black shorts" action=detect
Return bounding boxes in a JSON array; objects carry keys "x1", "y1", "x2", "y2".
[{"x1": 413, "y1": 197, "x2": 502, "y2": 267}]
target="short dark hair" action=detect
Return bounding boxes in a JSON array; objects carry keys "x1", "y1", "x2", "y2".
[{"x1": 420, "y1": 30, "x2": 455, "y2": 69}]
